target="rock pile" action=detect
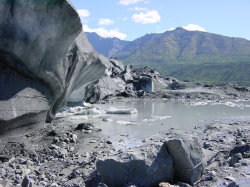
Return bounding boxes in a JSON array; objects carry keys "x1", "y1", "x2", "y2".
[
  {"x1": 79, "y1": 62, "x2": 250, "y2": 104},
  {"x1": 195, "y1": 120, "x2": 250, "y2": 187},
  {"x1": 83, "y1": 63, "x2": 191, "y2": 103}
]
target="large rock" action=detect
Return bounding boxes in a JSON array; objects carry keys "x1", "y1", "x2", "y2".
[
  {"x1": 96, "y1": 143, "x2": 174, "y2": 187},
  {"x1": 94, "y1": 131, "x2": 206, "y2": 186},
  {"x1": 165, "y1": 133, "x2": 205, "y2": 185},
  {"x1": 0, "y1": 0, "x2": 110, "y2": 136}
]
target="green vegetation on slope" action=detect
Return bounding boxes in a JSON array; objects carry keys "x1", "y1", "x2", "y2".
[
  {"x1": 120, "y1": 28, "x2": 250, "y2": 86},
  {"x1": 85, "y1": 28, "x2": 250, "y2": 86},
  {"x1": 122, "y1": 28, "x2": 250, "y2": 65},
  {"x1": 131, "y1": 62, "x2": 250, "y2": 86}
]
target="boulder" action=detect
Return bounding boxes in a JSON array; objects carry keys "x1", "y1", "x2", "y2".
[
  {"x1": 75, "y1": 123, "x2": 93, "y2": 131},
  {"x1": 96, "y1": 143, "x2": 174, "y2": 187},
  {"x1": 230, "y1": 145, "x2": 250, "y2": 156},
  {"x1": 0, "y1": 0, "x2": 110, "y2": 136},
  {"x1": 228, "y1": 153, "x2": 242, "y2": 166},
  {"x1": 165, "y1": 133, "x2": 205, "y2": 185},
  {"x1": 21, "y1": 175, "x2": 33, "y2": 187}
]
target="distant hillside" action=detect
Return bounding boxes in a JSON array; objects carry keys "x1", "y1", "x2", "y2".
[
  {"x1": 120, "y1": 27, "x2": 250, "y2": 65},
  {"x1": 85, "y1": 32, "x2": 130, "y2": 58},
  {"x1": 85, "y1": 28, "x2": 250, "y2": 85}
]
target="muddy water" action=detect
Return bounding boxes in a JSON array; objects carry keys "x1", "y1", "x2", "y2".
[
  {"x1": 56, "y1": 99, "x2": 250, "y2": 150},
  {"x1": 94, "y1": 100, "x2": 250, "y2": 137}
]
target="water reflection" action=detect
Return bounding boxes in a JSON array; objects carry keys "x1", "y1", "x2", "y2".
[{"x1": 94, "y1": 100, "x2": 250, "y2": 140}]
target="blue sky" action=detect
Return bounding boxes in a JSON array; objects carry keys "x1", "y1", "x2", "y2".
[{"x1": 71, "y1": 0, "x2": 250, "y2": 41}]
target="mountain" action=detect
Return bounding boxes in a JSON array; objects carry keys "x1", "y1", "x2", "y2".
[
  {"x1": 85, "y1": 32, "x2": 130, "y2": 58},
  {"x1": 120, "y1": 28, "x2": 250, "y2": 85},
  {"x1": 86, "y1": 28, "x2": 250, "y2": 86},
  {"x1": 119, "y1": 27, "x2": 250, "y2": 66}
]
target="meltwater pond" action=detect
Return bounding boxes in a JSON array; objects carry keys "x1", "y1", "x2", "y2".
[
  {"x1": 56, "y1": 99, "x2": 250, "y2": 150},
  {"x1": 92, "y1": 100, "x2": 250, "y2": 138},
  {"x1": 58, "y1": 99, "x2": 250, "y2": 141}
]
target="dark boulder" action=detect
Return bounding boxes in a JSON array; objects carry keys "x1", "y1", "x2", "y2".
[
  {"x1": 75, "y1": 123, "x2": 93, "y2": 131},
  {"x1": 230, "y1": 145, "x2": 250, "y2": 157},
  {"x1": 165, "y1": 133, "x2": 205, "y2": 185},
  {"x1": 96, "y1": 143, "x2": 174, "y2": 187}
]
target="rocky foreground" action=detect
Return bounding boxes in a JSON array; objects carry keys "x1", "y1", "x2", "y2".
[
  {"x1": 0, "y1": 111, "x2": 249, "y2": 187},
  {"x1": 1, "y1": 1, "x2": 250, "y2": 187}
]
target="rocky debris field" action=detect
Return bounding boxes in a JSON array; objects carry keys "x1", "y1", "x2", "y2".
[
  {"x1": 1, "y1": 1, "x2": 249, "y2": 186},
  {"x1": 0, "y1": 112, "x2": 249, "y2": 187},
  {"x1": 194, "y1": 119, "x2": 250, "y2": 187},
  {"x1": 87, "y1": 65, "x2": 250, "y2": 105}
]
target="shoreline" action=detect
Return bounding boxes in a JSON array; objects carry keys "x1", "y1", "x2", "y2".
[{"x1": 0, "y1": 98, "x2": 250, "y2": 186}]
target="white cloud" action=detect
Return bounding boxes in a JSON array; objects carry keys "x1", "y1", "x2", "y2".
[
  {"x1": 122, "y1": 17, "x2": 129, "y2": 21},
  {"x1": 77, "y1": 9, "x2": 90, "y2": 18},
  {"x1": 167, "y1": 27, "x2": 176, "y2": 31},
  {"x1": 129, "y1": 7, "x2": 148, "y2": 11},
  {"x1": 119, "y1": 0, "x2": 145, "y2": 6},
  {"x1": 165, "y1": 24, "x2": 206, "y2": 32},
  {"x1": 83, "y1": 25, "x2": 127, "y2": 40},
  {"x1": 182, "y1": 24, "x2": 206, "y2": 32},
  {"x1": 132, "y1": 10, "x2": 161, "y2": 24},
  {"x1": 98, "y1": 18, "x2": 114, "y2": 26}
]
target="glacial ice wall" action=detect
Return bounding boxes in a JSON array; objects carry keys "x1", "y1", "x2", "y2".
[{"x1": 0, "y1": 0, "x2": 111, "y2": 137}]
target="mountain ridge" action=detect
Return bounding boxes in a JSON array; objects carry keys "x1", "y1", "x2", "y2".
[
  {"x1": 86, "y1": 28, "x2": 250, "y2": 85},
  {"x1": 121, "y1": 27, "x2": 250, "y2": 64},
  {"x1": 85, "y1": 32, "x2": 130, "y2": 58}
]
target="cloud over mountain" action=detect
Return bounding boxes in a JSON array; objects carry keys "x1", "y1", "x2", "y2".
[
  {"x1": 182, "y1": 24, "x2": 206, "y2": 32},
  {"x1": 132, "y1": 10, "x2": 161, "y2": 24},
  {"x1": 83, "y1": 25, "x2": 127, "y2": 40}
]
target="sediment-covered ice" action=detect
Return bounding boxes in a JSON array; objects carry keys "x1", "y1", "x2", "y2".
[
  {"x1": 0, "y1": 0, "x2": 112, "y2": 136},
  {"x1": 143, "y1": 115, "x2": 172, "y2": 122},
  {"x1": 57, "y1": 106, "x2": 102, "y2": 117},
  {"x1": 106, "y1": 107, "x2": 138, "y2": 114}
]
